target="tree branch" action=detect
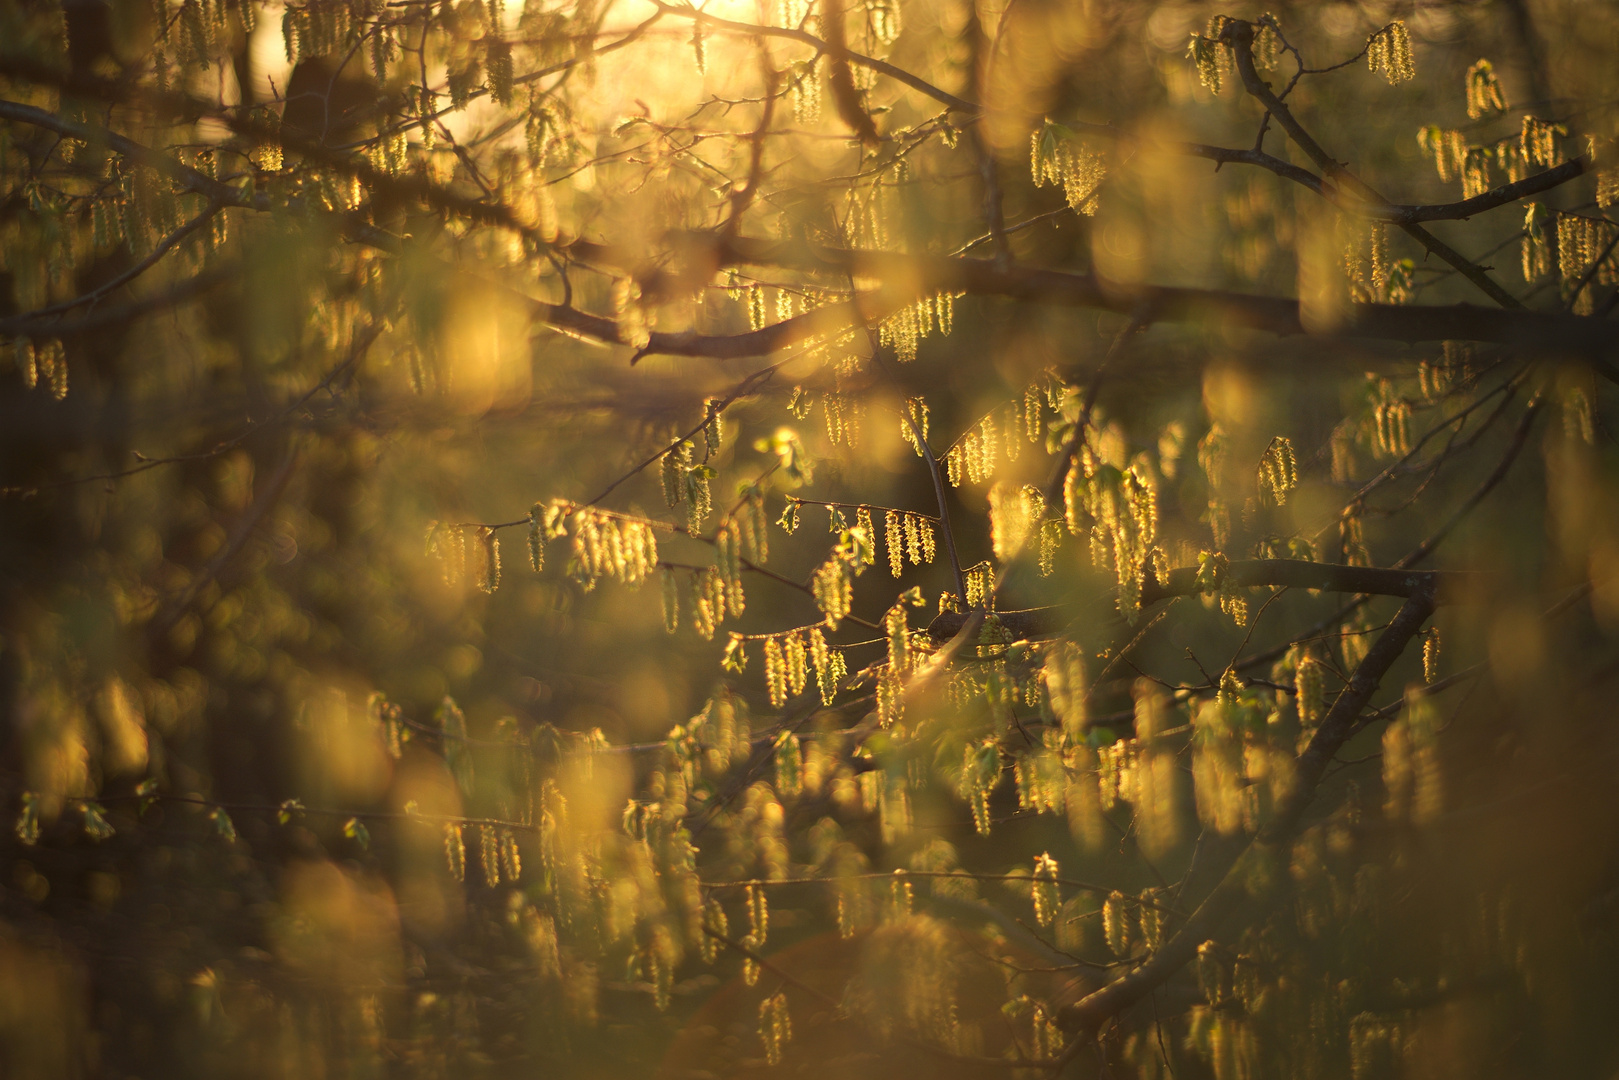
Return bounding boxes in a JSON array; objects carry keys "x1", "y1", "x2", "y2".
[
  {"x1": 649, "y1": 0, "x2": 977, "y2": 114},
  {"x1": 1221, "y1": 20, "x2": 1522, "y2": 309},
  {"x1": 703, "y1": 925, "x2": 1053, "y2": 1069},
  {"x1": 721, "y1": 58, "x2": 783, "y2": 240},
  {"x1": 1039, "y1": 405, "x2": 1545, "y2": 1043},
  {"x1": 1053, "y1": 587, "x2": 1437, "y2": 1049},
  {"x1": 0, "y1": 97, "x2": 247, "y2": 206},
  {"x1": 1227, "y1": 396, "x2": 1543, "y2": 678},
  {"x1": 988, "y1": 306, "x2": 1150, "y2": 610},
  {"x1": 1395, "y1": 397, "x2": 1543, "y2": 569},
  {"x1": 1382, "y1": 157, "x2": 1588, "y2": 224},
  {"x1": 0, "y1": 267, "x2": 234, "y2": 338},
  {"x1": 927, "y1": 559, "x2": 1473, "y2": 641},
  {"x1": 10, "y1": 201, "x2": 224, "y2": 322},
  {"x1": 148, "y1": 445, "x2": 301, "y2": 642},
  {"x1": 642, "y1": 234, "x2": 1619, "y2": 361},
  {"x1": 853, "y1": 284, "x2": 972, "y2": 605},
  {"x1": 1064, "y1": 116, "x2": 1587, "y2": 226},
  {"x1": 6, "y1": 86, "x2": 1608, "y2": 368},
  {"x1": 1141, "y1": 559, "x2": 1476, "y2": 605}
]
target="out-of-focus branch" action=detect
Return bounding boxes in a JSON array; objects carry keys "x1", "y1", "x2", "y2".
[
  {"x1": 1053, "y1": 587, "x2": 1437, "y2": 1050},
  {"x1": 819, "y1": 0, "x2": 881, "y2": 145},
  {"x1": 1498, "y1": 0, "x2": 1553, "y2": 113},
  {"x1": 0, "y1": 268, "x2": 235, "y2": 338},
  {"x1": 704, "y1": 924, "x2": 1055, "y2": 1069},
  {"x1": 959, "y1": 0, "x2": 1009, "y2": 269},
  {"x1": 0, "y1": 97, "x2": 248, "y2": 206},
  {"x1": 1228, "y1": 397, "x2": 1544, "y2": 678},
  {"x1": 9, "y1": 202, "x2": 223, "y2": 321},
  {"x1": 649, "y1": 0, "x2": 977, "y2": 114},
  {"x1": 1395, "y1": 398, "x2": 1543, "y2": 569},
  {"x1": 721, "y1": 59, "x2": 783, "y2": 239},
  {"x1": 148, "y1": 445, "x2": 301, "y2": 642},
  {"x1": 927, "y1": 559, "x2": 1476, "y2": 641},
  {"x1": 1141, "y1": 559, "x2": 1477, "y2": 605},
  {"x1": 646, "y1": 234, "x2": 1619, "y2": 360},
  {"x1": 1095, "y1": 126, "x2": 1588, "y2": 225},
  {"x1": 7, "y1": 80, "x2": 1605, "y2": 368}
]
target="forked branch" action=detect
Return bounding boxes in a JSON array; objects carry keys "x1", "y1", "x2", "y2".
[
  {"x1": 1053, "y1": 587, "x2": 1437, "y2": 1053},
  {"x1": 1220, "y1": 20, "x2": 1522, "y2": 309}
]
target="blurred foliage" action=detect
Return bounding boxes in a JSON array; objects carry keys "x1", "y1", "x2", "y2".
[{"x1": 2, "y1": 0, "x2": 1619, "y2": 1077}]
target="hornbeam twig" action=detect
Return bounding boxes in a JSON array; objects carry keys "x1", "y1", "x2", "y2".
[
  {"x1": 1221, "y1": 20, "x2": 1521, "y2": 309},
  {"x1": 1052, "y1": 587, "x2": 1437, "y2": 1056},
  {"x1": 657, "y1": 234, "x2": 1619, "y2": 361},
  {"x1": 927, "y1": 559, "x2": 1476, "y2": 641},
  {"x1": 2, "y1": 96, "x2": 1613, "y2": 367},
  {"x1": 1075, "y1": 123, "x2": 1590, "y2": 226}
]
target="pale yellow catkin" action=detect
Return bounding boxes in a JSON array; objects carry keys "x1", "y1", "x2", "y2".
[{"x1": 1367, "y1": 21, "x2": 1414, "y2": 84}]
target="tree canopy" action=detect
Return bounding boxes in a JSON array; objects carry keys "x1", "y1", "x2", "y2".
[{"x1": 3, "y1": 0, "x2": 1619, "y2": 1076}]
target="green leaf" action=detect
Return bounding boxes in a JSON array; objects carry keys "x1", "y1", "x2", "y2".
[
  {"x1": 721, "y1": 634, "x2": 748, "y2": 673},
  {"x1": 15, "y1": 792, "x2": 41, "y2": 845},
  {"x1": 438, "y1": 696, "x2": 475, "y2": 797},
  {"x1": 209, "y1": 808, "x2": 237, "y2": 844},
  {"x1": 343, "y1": 817, "x2": 370, "y2": 849},
  {"x1": 82, "y1": 802, "x2": 116, "y2": 842}
]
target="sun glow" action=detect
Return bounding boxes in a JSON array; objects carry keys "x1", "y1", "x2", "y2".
[{"x1": 580, "y1": 1, "x2": 776, "y2": 121}]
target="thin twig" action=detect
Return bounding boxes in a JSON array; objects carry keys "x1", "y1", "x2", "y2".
[{"x1": 1222, "y1": 20, "x2": 1522, "y2": 310}]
